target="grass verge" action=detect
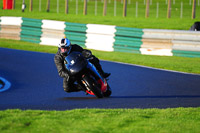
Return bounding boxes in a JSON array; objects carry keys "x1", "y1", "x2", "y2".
[
  {"x1": 1, "y1": 4, "x2": 200, "y2": 132},
  {"x1": 1, "y1": 38, "x2": 200, "y2": 74},
  {"x1": 0, "y1": 9, "x2": 198, "y2": 30},
  {"x1": 0, "y1": 108, "x2": 200, "y2": 132}
]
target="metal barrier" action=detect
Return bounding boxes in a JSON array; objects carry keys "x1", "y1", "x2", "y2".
[
  {"x1": 85, "y1": 24, "x2": 116, "y2": 51},
  {"x1": 114, "y1": 26, "x2": 143, "y2": 54},
  {"x1": 0, "y1": 16, "x2": 200, "y2": 58},
  {"x1": 65, "y1": 22, "x2": 87, "y2": 48},
  {"x1": 0, "y1": 16, "x2": 22, "y2": 40},
  {"x1": 21, "y1": 17, "x2": 42, "y2": 43},
  {"x1": 142, "y1": 29, "x2": 200, "y2": 57}
]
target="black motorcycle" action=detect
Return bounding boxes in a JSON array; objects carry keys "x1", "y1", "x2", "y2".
[{"x1": 64, "y1": 51, "x2": 112, "y2": 98}]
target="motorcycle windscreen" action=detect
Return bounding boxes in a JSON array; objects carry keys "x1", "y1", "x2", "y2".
[{"x1": 64, "y1": 52, "x2": 87, "y2": 76}]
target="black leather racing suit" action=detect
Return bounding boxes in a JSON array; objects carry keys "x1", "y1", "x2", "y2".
[{"x1": 54, "y1": 44, "x2": 104, "y2": 92}]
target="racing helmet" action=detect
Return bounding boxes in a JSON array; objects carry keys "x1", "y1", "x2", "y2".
[{"x1": 59, "y1": 37, "x2": 71, "y2": 55}]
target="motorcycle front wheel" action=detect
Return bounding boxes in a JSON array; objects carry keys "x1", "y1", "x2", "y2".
[
  {"x1": 103, "y1": 84, "x2": 112, "y2": 97},
  {"x1": 82, "y1": 74, "x2": 103, "y2": 98}
]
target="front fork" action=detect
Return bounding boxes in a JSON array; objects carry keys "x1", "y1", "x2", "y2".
[
  {"x1": 81, "y1": 74, "x2": 107, "y2": 95},
  {"x1": 80, "y1": 74, "x2": 95, "y2": 95}
]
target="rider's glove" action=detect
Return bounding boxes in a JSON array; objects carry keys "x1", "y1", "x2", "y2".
[{"x1": 82, "y1": 49, "x2": 92, "y2": 59}]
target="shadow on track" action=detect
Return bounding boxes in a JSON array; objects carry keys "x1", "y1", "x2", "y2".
[
  {"x1": 58, "y1": 95, "x2": 200, "y2": 101},
  {"x1": 58, "y1": 97, "x2": 98, "y2": 100},
  {"x1": 110, "y1": 95, "x2": 200, "y2": 99}
]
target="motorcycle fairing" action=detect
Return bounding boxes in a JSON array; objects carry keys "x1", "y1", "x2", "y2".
[
  {"x1": 64, "y1": 51, "x2": 108, "y2": 97},
  {"x1": 86, "y1": 62, "x2": 107, "y2": 93}
]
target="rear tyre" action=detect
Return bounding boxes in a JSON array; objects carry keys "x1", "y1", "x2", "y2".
[{"x1": 83, "y1": 75, "x2": 103, "y2": 98}]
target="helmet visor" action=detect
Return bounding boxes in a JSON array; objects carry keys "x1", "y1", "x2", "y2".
[{"x1": 60, "y1": 46, "x2": 70, "y2": 54}]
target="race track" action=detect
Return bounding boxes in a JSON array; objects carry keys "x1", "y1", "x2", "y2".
[{"x1": 0, "y1": 48, "x2": 200, "y2": 110}]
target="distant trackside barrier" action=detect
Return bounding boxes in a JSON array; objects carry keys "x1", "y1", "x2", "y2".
[
  {"x1": 21, "y1": 17, "x2": 42, "y2": 43},
  {"x1": 0, "y1": 16, "x2": 200, "y2": 58},
  {"x1": 114, "y1": 26, "x2": 143, "y2": 54},
  {"x1": 142, "y1": 29, "x2": 200, "y2": 57},
  {"x1": 0, "y1": 16, "x2": 22, "y2": 40},
  {"x1": 65, "y1": 22, "x2": 87, "y2": 48}
]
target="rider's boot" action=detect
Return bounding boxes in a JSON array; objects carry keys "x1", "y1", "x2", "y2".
[
  {"x1": 64, "y1": 84, "x2": 83, "y2": 93},
  {"x1": 98, "y1": 67, "x2": 111, "y2": 78},
  {"x1": 73, "y1": 84, "x2": 83, "y2": 92},
  {"x1": 103, "y1": 73, "x2": 111, "y2": 78}
]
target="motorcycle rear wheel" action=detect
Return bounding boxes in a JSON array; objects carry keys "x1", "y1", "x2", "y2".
[{"x1": 83, "y1": 75, "x2": 103, "y2": 98}]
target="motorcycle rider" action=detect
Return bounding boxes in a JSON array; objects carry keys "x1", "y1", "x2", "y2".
[{"x1": 54, "y1": 37, "x2": 110, "y2": 93}]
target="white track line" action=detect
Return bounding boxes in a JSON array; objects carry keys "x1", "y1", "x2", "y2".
[{"x1": 0, "y1": 77, "x2": 11, "y2": 92}]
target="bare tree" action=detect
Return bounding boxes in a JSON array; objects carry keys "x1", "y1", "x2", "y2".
[
  {"x1": 146, "y1": 0, "x2": 150, "y2": 18},
  {"x1": 167, "y1": 0, "x2": 171, "y2": 18},
  {"x1": 192, "y1": 0, "x2": 196, "y2": 19},
  {"x1": 47, "y1": 0, "x2": 50, "y2": 12},
  {"x1": 30, "y1": 0, "x2": 33, "y2": 11},
  {"x1": 83, "y1": 0, "x2": 87, "y2": 15},
  {"x1": 103, "y1": 0, "x2": 107, "y2": 16},
  {"x1": 65, "y1": 0, "x2": 69, "y2": 14},
  {"x1": 123, "y1": 0, "x2": 127, "y2": 17}
]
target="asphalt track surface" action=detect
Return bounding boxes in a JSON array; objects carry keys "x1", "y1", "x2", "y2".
[{"x1": 0, "y1": 48, "x2": 200, "y2": 110}]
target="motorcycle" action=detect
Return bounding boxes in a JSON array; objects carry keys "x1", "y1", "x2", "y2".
[{"x1": 64, "y1": 51, "x2": 112, "y2": 98}]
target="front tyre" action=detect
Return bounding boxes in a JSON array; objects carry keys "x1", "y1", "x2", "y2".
[
  {"x1": 103, "y1": 84, "x2": 112, "y2": 97},
  {"x1": 82, "y1": 75, "x2": 103, "y2": 98}
]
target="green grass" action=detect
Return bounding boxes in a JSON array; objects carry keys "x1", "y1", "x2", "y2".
[
  {"x1": 0, "y1": 108, "x2": 200, "y2": 132},
  {"x1": 1, "y1": 1, "x2": 200, "y2": 132},
  {"x1": 0, "y1": 10, "x2": 197, "y2": 30},
  {"x1": 3, "y1": 0, "x2": 200, "y2": 19},
  {"x1": 0, "y1": 0, "x2": 200, "y2": 30},
  {"x1": 1, "y1": 38, "x2": 200, "y2": 74}
]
